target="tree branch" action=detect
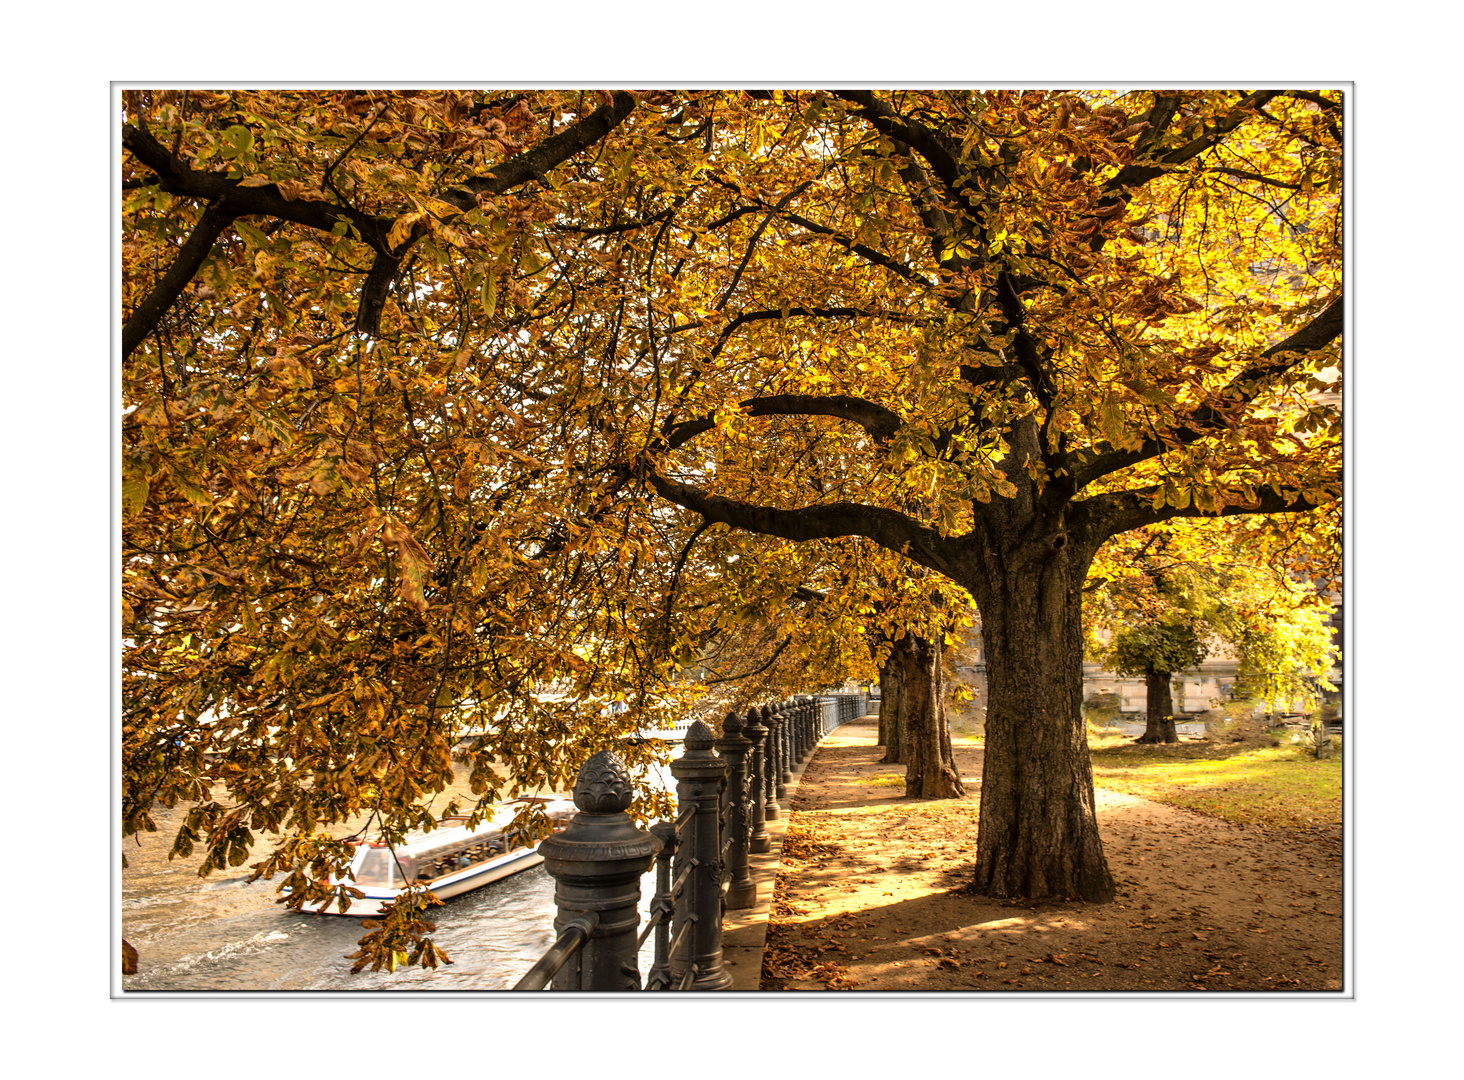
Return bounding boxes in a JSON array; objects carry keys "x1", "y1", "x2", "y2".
[
  {"x1": 659, "y1": 393, "x2": 904, "y2": 451},
  {"x1": 357, "y1": 92, "x2": 640, "y2": 335},
  {"x1": 1072, "y1": 297, "x2": 1343, "y2": 488},
  {"x1": 832, "y1": 91, "x2": 962, "y2": 196},
  {"x1": 123, "y1": 200, "x2": 239, "y2": 360},
  {"x1": 437, "y1": 92, "x2": 640, "y2": 208},
  {"x1": 125, "y1": 92, "x2": 641, "y2": 340},
  {"x1": 641, "y1": 466, "x2": 964, "y2": 582},
  {"x1": 1103, "y1": 90, "x2": 1285, "y2": 195},
  {"x1": 1074, "y1": 483, "x2": 1335, "y2": 543},
  {"x1": 780, "y1": 211, "x2": 932, "y2": 287},
  {"x1": 703, "y1": 635, "x2": 793, "y2": 685},
  {"x1": 123, "y1": 124, "x2": 384, "y2": 241},
  {"x1": 710, "y1": 306, "x2": 917, "y2": 358}
]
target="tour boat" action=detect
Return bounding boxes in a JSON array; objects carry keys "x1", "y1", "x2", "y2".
[{"x1": 294, "y1": 796, "x2": 577, "y2": 917}]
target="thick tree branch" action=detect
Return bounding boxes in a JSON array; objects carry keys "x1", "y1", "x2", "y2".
[
  {"x1": 659, "y1": 393, "x2": 904, "y2": 450},
  {"x1": 125, "y1": 92, "x2": 641, "y2": 339},
  {"x1": 1074, "y1": 483, "x2": 1334, "y2": 545},
  {"x1": 1103, "y1": 90, "x2": 1285, "y2": 195},
  {"x1": 123, "y1": 200, "x2": 239, "y2": 360},
  {"x1": 437, "y1": 91, "x2": 640, "y2": 208},
  {"x1": 832, "y1": 91, "x2": 962, "y2": 197},
  {"x1": 124, "y1": 123, "x2": 384, "y2": 240},
  {"x1": 641, "y1": 467, "x2": 965, "y2": 582},
  {"x1": 1072, "y1": 297, "x2": 1343, "y2": 488},
  {"x1": 358, "y1": 92, "x2": 640, "y2": 335}
]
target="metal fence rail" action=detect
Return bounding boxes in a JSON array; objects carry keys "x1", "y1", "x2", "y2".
[{"x1": 512, "y1": 692, "x2": 866, "y2": 991}]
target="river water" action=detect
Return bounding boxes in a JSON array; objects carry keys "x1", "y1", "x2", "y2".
[{"x1": 121, "y1": 753, "x2": 679, "y2": 993}]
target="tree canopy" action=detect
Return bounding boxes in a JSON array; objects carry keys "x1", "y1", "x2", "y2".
[
  {"x1": 122, "y1": 88, "x2": 1342, "y2": 937},
  {"x1": 1086, "y1": 516, "x2": 1339, "y2": 723}
]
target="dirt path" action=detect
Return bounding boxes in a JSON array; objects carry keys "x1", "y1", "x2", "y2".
[{"x1": 760, "y1": 718, "x2": 1344, "y2": 992}]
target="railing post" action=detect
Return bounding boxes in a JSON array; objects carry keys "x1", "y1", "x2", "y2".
[
  {"x1": 767, "y1": 699, "x2": 790, "y2": 784},
  {"x1": 669, "y1": 719, "x2": 733, "y2": 990},
  {"x1": 744, "y1": 706, "x2": 771, "y2": 854},
  {"x1": 784, "y1": 700, "x2": 796, "y2": 780},
  {"x1": 537, "y1": 750, "x2": 663, "y2": 990},
  {"x1": 764, "y1": 703, "x2": 783, "y2": 816},
  {"x1": 799, "y1": 696, "x2": 813, "y2": 762},
  {"x1": 715, "y1": 710, "x2": 757, "y2": 909},
  {"x1": 645, "y1": 820, "x2": 678, "y2": 991}
]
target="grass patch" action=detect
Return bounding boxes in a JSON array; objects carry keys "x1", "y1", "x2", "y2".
[
  {"x1": 867, "y1": 773, "x2": 908, "y2": 788},
  {"x1": 1086, "y1": 728, "x2": 1134, "y2": 752},
  {"x1": 1089, "y1": 738, "x2": 1341, "y2": 829},
  {"x1": 948, "y1": 714, "x2": 985, "y2": 740}
]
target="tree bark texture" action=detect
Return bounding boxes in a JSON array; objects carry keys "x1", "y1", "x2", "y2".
[
  {"x1": 877, "y1": 650, "x2": 904, "y2": 763},
  {"x1": 962, "y1": 512, "x2": 1117, "y2": 903},
  {"x1": 1136, "y1": 671, "x2": 1180, "y2": 744},
  {"x1": 889, "y1": 633, "x2": 964, "y2": 799}
]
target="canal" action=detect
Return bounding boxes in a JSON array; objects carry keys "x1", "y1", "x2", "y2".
[{"x1": 121, "y1": 752, "x2": 679, "y2": 992}]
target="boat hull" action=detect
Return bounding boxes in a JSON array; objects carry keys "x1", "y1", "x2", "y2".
[
  {"x1": 290, "y1": 798, "x2": 573, "y2": 917},
  {"x1": 298, "y1": 846, "x2": 548, "y2": 917}
]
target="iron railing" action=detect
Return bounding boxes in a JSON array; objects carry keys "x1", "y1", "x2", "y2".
[{"x1": 512, "y1": 693, "x2": 867, "y2": 990}]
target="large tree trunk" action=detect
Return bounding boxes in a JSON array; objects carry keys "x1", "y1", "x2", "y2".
[
  {"x1": 963, "y1": 517, "x2": 1117, "y2": 903},
  {"x1": 1135, "y1": 671, "x2": 1179, "y2": 744},
  {"x1": 889, "y1": 633, "x2": 964, "y2": 798},
  {"x1": 877, "y1": 649, "x2": 904, "y2": 763}
]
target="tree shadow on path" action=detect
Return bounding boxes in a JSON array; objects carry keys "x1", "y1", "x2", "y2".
[{"x1": 762, "y1": 718, "x2": 1343, "y2": 993}]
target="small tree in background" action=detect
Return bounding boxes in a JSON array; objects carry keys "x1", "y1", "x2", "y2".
[
  {"x1": 1087, "y1": 517, "x2": 1338, "y2": 743},
  {"x1": 1106, "y1": 617, "x2": 1209, "y2": 743}
]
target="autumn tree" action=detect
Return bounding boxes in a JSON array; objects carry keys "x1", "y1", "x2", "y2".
[
  {"x1": 1086, "y1": 517, "x2": 1340, "y2": 742},
  {"x1": 1106, "y1": 619, "x2": 1210, "y2": 743},
  {"x1": 667, "y1": 525, "x2": 967, "y2": 799},
  {"x1": 846, "y1": 552, "x2": 972, "y2": 797},
  {"x1": 122, "y1": 91, "x2": 706, "y2": 968},
  {"x1": 123, "y1": 88, "x2": 1342, "y2": 911},
  {"x1": 620, "y1": 89, "x2": 1342, "y2": 901}
]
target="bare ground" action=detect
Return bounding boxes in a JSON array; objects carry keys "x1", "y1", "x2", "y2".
[{"x1": 760, "y1": 717, "x2": 1344, "y2": 993}]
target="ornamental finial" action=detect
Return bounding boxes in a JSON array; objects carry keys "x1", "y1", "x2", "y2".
[
  {"x1": 572, "y1": 750, "x2": 635, "y2": 813},
  {"x1": 685, "y1": 718, "x2": 715, "y2": 751}
]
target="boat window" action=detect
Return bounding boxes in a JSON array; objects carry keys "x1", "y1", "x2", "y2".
[{"x1": 354, "y1": 848, "x2": 396, "y2": 888}]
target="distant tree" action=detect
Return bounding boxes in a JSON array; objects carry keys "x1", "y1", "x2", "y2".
[
  {"x1": 1105, "y1": 617, "x2": 1209, "y2": 743},
  {"x1": 865, "y1": 581, "x2": 972, "y2": 798},
  {"x1": 1087, "y1": 517, "x2": 1339, "y2": 742}
]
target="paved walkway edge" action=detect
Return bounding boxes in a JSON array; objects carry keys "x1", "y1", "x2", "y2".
[{"x1": 718, "y1": 716, "x2": 866, "y2": 991}]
